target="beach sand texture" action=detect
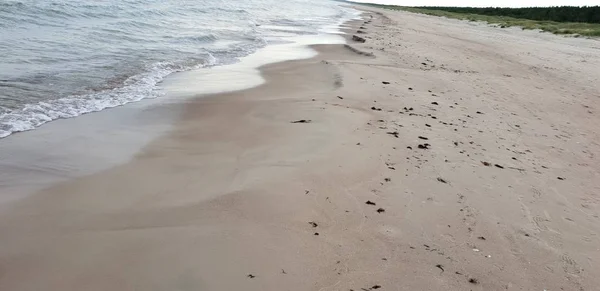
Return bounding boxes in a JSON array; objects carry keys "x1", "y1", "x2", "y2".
[{"x1": 1, "y1": 6, "x2": 600, "y2": 291}]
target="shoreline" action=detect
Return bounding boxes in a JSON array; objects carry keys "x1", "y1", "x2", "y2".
[
  {"x1": 0, "y1": 17, "x2": 376, "y2": 290},
  {"x1": 2, "y1": 6, "x2": 600, "y2": 291},
  {"x1": 0, "y1": 2, "x2": 361, "y2": 140},
  {"x1": 0, "y1": 15, "x2": 361, "y2": 203}
]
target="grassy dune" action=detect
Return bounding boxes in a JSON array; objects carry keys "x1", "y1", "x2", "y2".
[{"x1": 368, "y1": 5, "x2": 600, "y2": 37}]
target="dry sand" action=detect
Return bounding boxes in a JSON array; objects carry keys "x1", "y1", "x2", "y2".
[{"x1": 1, "y1": 6, "x2": 600, "y2": 291}]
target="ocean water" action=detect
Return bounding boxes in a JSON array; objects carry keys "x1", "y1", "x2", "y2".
[{"x1": 0, "y1": 0, "x2": 358, "y2": 138}]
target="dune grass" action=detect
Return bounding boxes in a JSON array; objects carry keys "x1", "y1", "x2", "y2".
[{"x1": 369, "y1": 5, "x2": 600, "y2": 37}]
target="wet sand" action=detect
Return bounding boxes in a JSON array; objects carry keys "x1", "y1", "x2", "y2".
[{"x1": 1, "y1": 7, "x2": 600, "y2": 291}]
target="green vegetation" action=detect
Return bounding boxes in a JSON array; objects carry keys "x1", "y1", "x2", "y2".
[
  {"x1": 415, "y1": 6, "x2": 600, "y2": 23},
  {"x1": 365, "y1": 4, "x2": 600, "y2": 37}
]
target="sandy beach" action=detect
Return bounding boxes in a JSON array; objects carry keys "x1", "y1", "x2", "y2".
[{"x1": 1, "y1": 6, "x2": 600, "y2": 291}]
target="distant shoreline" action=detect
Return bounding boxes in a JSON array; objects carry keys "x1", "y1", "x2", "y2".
[{"x1": 353, "y1": 2, "x2": 600, "y2": 37}]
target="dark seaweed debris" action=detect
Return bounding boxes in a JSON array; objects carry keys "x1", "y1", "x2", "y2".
[
  {"x1": 291, "y1": 119, "x2": 311, "y2": 124},
  {"x1": 436, "y1": 264, "x2": 444, "y2": 272}
]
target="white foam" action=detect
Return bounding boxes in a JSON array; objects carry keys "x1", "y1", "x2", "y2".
[
  {"x1": 0, "y1": 57, "x2": 217, "y2": 139},
  {"x1": 161, "y1": 33, "x2": 346, "y2": 97},
  {"x1": 162, "y1": 6, "x2": 358, "y2": 97}
]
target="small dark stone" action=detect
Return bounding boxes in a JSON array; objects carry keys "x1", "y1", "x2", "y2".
[
  {"x1": 425, "y1": 124, "x2": 431, "y2": 127},
  {"x1": 421, "y1": 62, "x2": 427, "y2": 66},
  {"x1": 557, "y1": 177, "x2": 565, "y2": 180},
  {"x1": 453, "y1": 142, "x2": 458, "y2": 146},
  {"x1": 481, "y1": 161, "x2": 491, "y2": 166},
  {"x1": 407, "y1": 146, "x2": 413, "y2": 150},
  {"x1": 376, "y1": 208, "x2": 385, "y2": 213},
  {"x1": 478, "y1": 236, "x2": 486, "y2": 240},
  {"x1": 247, "y1": 274, "x2": 256, "y2": 278},
  {"x1": 382, "y1": 81, "x2": 390, "y2": 84},
  {"x1": 314, "y1": 232, "x2": 319, "y2": 236},
  {"x1": 309, "y1": 221, "x2": 318, "y2": 228},
  {"x1": 468, "y1": 278, "x2": 479, "y2": 284},
  {"x1": 384, "y1": 178, "x2": 391, "y2": 182},
  {"x1": 291, "y1": 119, "x2": 311, "y2": 124},
  {"x1": 337, "y1": 96, "x2": 344, "y2": 99},
  {"x1": 476, "y1": 111, "x2": 483, "y2": 114},
  {"x1": 494, "y1": 164, "x2": 505, "y2": 169},
  {"x1": 418, "y1": 136, "x2": 429, "y2": 140},
  {"x1": 408, "y1": 87, "x2": 413, "y2": 90},
  {"x1": 417, "y1": 143, "x2": 430, "y2": 149},
  {"x1": 372, "y1": 285, "x2": 381, "y2": 289},
  {"x1": 365, "y1": 200, "x2": 376, "y2": 206},
  {"x1": 436, "y1": 264, "x2": 445, "y2": 272},
  {"x1": 352, "y1": 35, "x2": 366, "y2": 43},
  {"x1": 437, "y1": 177, "x2": 448, "y2": 184},
  {"x1": 431, "y1": 102, "x2": 439, "y2": 105},
  {"x1": 387, "y1": 131, "x2": 399, "y2": 138}
]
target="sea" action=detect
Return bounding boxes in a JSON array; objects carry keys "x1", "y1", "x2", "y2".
[{"x1": 0, "y1": 0, "x2": 359, "y2": 138}]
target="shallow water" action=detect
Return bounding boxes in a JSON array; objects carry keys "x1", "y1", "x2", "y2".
[{"x1": 0, "y1": 0, "x2": 358, "y2": 138}]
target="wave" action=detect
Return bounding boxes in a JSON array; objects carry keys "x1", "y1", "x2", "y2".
[{"x1": 0, "y1": 55, "x2": 217, "y2": 138}]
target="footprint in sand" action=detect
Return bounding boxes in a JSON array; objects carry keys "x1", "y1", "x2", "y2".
[
  {"x1": 560, "y1": 253, "x2": 582, "y2": 276},
  {"x1": 529, "y1": 187, "x2": 543, "y2": 202},
  {"x1": 532, "y1": 215, "x2": 549, "y2": 231}
]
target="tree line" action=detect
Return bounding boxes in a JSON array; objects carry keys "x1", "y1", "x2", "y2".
[{"x1": 414, "y1": 6, "x2": 600, "y2": 23}]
